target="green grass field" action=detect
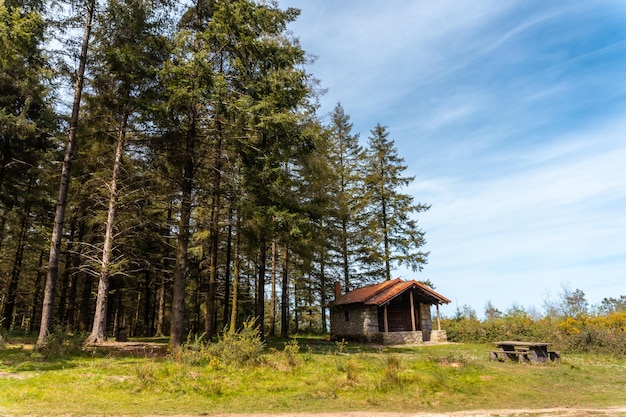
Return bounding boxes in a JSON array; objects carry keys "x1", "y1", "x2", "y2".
[{"x1": 1, "y1": 337, "x2": 625, "y2": 416}]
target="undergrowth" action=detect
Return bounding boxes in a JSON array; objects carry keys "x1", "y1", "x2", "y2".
[
  {"x1": 443, "y1": 310, "x2": 626, "y2": 355},
  {"x1": 36, "y1": 326, "x2": 86, "y2": 359},
  {"x1": 2, "y1": 340, "x2": 626, "y2": 415}
]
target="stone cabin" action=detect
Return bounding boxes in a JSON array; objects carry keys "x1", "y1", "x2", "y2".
[{"x1": 330, "y1": 278, "x2": 451, "y2": 344}]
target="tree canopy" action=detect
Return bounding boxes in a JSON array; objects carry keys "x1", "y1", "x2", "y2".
[{"x1": 0, "y1": 0, "x2": 431, "y2": 343}]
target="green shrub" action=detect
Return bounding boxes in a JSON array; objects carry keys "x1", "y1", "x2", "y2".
[
  {"x1": 262, "y1": 339, "x2": 302, "y2": 371},
  {"x1": 442, "y1": 308, "x2": 626, "y2": 355},
  {"x1": 557, "y1": 315, "x2": 626, "y2": 355},
  {"x1": 377, "y1": 353, "x2": 403, "y2": 390},
  {"x1": 441, "y1": 317, "x2": 486, "y2": 343},
  {"x1": 172, "y1": 333, "x2": 212, "y2": 366},
  {"x1": 281, "y1": 338, "x2": 300, "y2": 367},
  {"x1": 207, "y1": 318, "x2": 265, "y2": 367},
  {"x1": 37, "y1": 326, "x2": 86, "y2": 359},
  {"x1": 335, "y1": 356, "x2": 360, "y2": 382}
]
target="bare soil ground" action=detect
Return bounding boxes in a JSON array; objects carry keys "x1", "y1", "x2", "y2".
[{"x1": 85, "y1": 340, "x2": 169, "y2": 356}]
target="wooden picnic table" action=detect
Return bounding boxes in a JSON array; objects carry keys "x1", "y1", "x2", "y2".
[{"x1": 489, "y1": 341, "x2": 560, "y2": 363}]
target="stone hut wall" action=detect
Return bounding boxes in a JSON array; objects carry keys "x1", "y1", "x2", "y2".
[
  {"x1": 330, "y1": 304, "x2": 378, "y2": 341},
  {"x1": 330, "y1": 302, "x2": 447, "y2": 344},
  {"x1": 420, "y1": 303, "x2": 433, "y2": 341}
]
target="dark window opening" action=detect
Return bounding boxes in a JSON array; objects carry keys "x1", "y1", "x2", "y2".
[{"x1": 344, "y1": 310, "x2": 349, "y2": 322}]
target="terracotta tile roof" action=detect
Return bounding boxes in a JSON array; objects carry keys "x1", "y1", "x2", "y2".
[{"x1": 333, "y1": 278, "x2": 450, "y2": 306}]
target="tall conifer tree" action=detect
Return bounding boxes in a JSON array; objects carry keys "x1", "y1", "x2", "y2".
[
  {"x1": 84, "y1": 0, "x2": 168, "y2": 344},
  {"x1": 0, "y1": 0, "x2": 56, "y2": 337},
  {"x1": 326, "y1": 103, "x2": 365, "y2": 291},
  {"x1": 362, "y1": 124, "x2": 429, "y2": 281}
]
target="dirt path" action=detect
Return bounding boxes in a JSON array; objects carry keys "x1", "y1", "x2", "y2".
[
  {"x1": 207, "y1": 409, "x2": 626, "y2": 417},
  {"x1": 13, "y1": 410, "x2": 626, "y2": 417}
]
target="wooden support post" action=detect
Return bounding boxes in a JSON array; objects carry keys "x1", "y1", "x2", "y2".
[
  {"x1": 409, "y1": 291, "x2": 416, "y2": 331},
  {"x1": 383, "y1": 304, "x2": 389, "y2": 333},
  {"x1": 436, "y1": 304, "x2": 441, "y2": 331}
]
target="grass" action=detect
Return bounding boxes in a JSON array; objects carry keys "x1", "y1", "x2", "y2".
[{"x1": 1, "y1": 337, "x2": 625, "y2": 415}]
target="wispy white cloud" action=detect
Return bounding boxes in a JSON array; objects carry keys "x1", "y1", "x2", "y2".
[
  {"x1": 281, "y1": 0, "x2": 626, "y2": 315},
  {"x1": 415, "y1": 118, "x2": 626, "y2": 313}
]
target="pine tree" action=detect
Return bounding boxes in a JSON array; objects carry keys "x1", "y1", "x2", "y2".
[
  {"x1": 84, "y1": 0, "x2": 168, "y2": 344},
  {"x1": 325, "y1": 103, "x2": 366, "y2": 291},
  {"x1": 0, "y1": 0, "x2": 57, "y2": 337},
  {"x1": 362, "y1": 124, "x2": 430, "y2": 281}
]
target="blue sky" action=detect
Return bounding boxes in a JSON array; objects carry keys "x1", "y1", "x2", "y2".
[{"x1": 279, "y1": 0, "x2": 626, "y2": 317}]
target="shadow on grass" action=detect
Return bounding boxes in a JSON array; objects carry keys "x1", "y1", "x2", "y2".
[
  {"x1": 1, "y1": 335, "x2": 170, "y2": 375},
  {"x1": 265, "y1": 335, "x2": 382, "y2": 355},
  {"x1": 0, "y1": 346, "x2": 83, "y2": 372}
]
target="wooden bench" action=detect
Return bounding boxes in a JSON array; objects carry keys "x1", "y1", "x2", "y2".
[
  {"x1": 489, "y1": 340, "x2": 562, "y2": 363},
  {"x1": 488, "y1": 350, "x2": 530, "y2": 362},
  {"x1": 548, "y1": 351, "x2": 561, "y2": 361},
  {"x1": 489, "y1": 349, "x2": 561, "y2": 363}
]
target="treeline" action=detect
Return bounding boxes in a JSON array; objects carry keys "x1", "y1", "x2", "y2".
[
  {"x1": 442, "y1": 291, "x2": 626, "y2": 354},
  {"x1": 0, "y1": 0, "x2": 429, "y2": 346}
]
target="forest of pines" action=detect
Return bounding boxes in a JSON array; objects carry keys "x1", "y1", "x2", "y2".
[{"x1": 0, "y1": 0, "x2": 429, "y2": 346}]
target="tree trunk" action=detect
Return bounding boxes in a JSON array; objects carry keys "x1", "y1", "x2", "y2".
[
  {"x1": 170, "y1": 114, "x2": 195, "y2": 348},
  {"x1": 155, "y1": 268, "x2": 166, "y2": 337},
  {"x1": 293, "y1": 278, "x2": 298, "y2": 334},
  {"x1": 205, "y1": 120, "x2": 223, "y2": 340},
  {"x1": 132, "y1": 290, "x2": 141, "y2": 337},
  {"x1": 382, "y1": 194, "x2": 391, "y2": 281},
  {"x1": 192, "y1": 271, "x2": 201, "y2": 335},
  {"x1": 2, "y1": 212, "x2": 28, "y2": 329},
  {"x1": 56, "y1": 221, "x2": 76, "y2": 327},
  {"x1": 280, "y1": 245, "x2": 289, "y2": 338},
  {"x1": 341, "y1": 218, "x2": 350, "y2": 291},
  {"x1": 38, "y1": 0, "x2": 95, "y2": 346},
  {"x1": 64, "y1": 222, "x2": 82, "y2": 329},
  {"x1": 85, "y1": 109, "x2": 129, "y2": 345},
  {"x1": 255, "y1": 239, "x2": 267, "y2": 338},
  {"x1": 319, "y1": 249, "x2": 327, "y2": 333},
  {"x1": 222, "y1": 205, "x2": 233, "y2": 329},
  {"x1": 29, "y1": 250, "x2": 46, "y2": 333},
  {"x1": 142, "y1": 270, "x2": 152, "y2": 336},
  {"x1": 228, "y1": 215, "x2": 240, "y2": 334},
  {"x1": 78, "y1": 270, "x2": 93, "y2": 331},
  {"x1": 268, "y1": 239, "x2": 277, "y2": 337},
  {"x1": 155, "y1": 204, "x2": 173, "y2": 337}
]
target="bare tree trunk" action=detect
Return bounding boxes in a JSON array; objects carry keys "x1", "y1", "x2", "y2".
[
  {"x1": 38, "y1": 0, "x2": 95, "y2": 346},
  {"x1": 85, "y1": 110, "x2": 129, "y2": 344}
]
